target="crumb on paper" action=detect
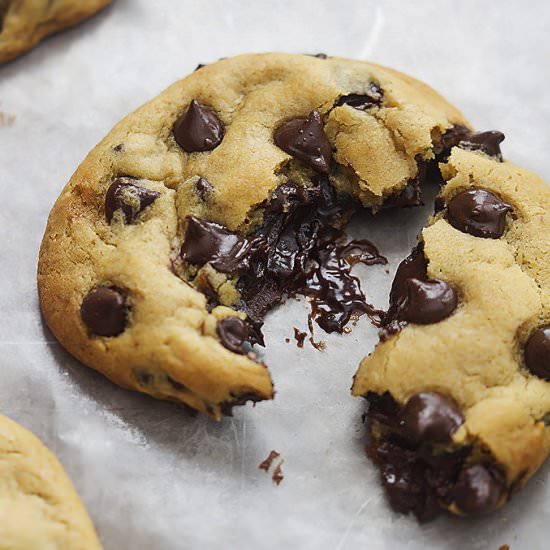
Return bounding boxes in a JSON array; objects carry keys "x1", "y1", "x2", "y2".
[
  {"x1": 498, "y1": 545, "x2": 510, "y2": 550},
  {"x1": 343, "y1": 326, "x2": 352, "y2": 334},
  {"x1": 0, "y1": 111, "x2": 16, "y2": 128},
  {"x1": 285, "y1": 337, "x2": 290, "y2": 343},
  {"x1": 258, "y1": 450, "x2": 280, "y2": 472},
  {"x1": 272, "y1": 460, "x2": 284, "y2": 486},
  {"x1": 293, "y1": 327, "x2": 307, "y2": 348},
  {"x1": 307, "y1": 312, "x2": 326, "y2": 351}
]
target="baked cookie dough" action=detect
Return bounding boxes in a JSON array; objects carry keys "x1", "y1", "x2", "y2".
[
  {"x1": 0, "y1": 0, "x2": 112, "y2": 64},
  {"x1": 38, "y1": 52, "x2": 468, "y2": 419},
  {"x1": 0, "y1": 414, "x2": 102, "y2": 549}
]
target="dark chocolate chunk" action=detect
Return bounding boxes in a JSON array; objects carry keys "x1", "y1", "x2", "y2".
[
  {"x1": 524, "y1": 326, "x2": 550, "y2": 381},
  {"x1": 451, "y1": 464, "x2": 504, "y2": 515},
  {"x1": 459, "y1": 131, "x2": 505, "y2": 160},
  {"x1": 217, "y1": 317, "x2": 249, "y2": 354},
  {"x1": 336, "y1": 82, "x2": 383, "y2": 111},
  {"x1": 220, "y1": 392, "x2": 264, "y2": 416},
  {"x1": 440, "y1": 125, "x2": 471, "y2": 151},
  {"x1": 181, "y1": 216, "x2": 255, "y2": 273},
  {"x1": 195, "y1": 177, "x2": 213, "y2": 201},
  {"x1": 447, "y1": 189, "x2": 513, "y2": 239},
  {"x1": 396, "y1": 278, "x2": 458, "y2": 325},
  {"x1": 173, "y1": 100, "x2": 225, "y2": 153},
  {"x1": 105, "y1": 178, "x2": 160, "y2": 224},
  {"x1": 399, "y1": 392, "x2": 464, "y2": 443},
  {"x1": 388, "y1": 245, "x2": 428, "y2": 312},
  {"x1": 80, "y1": 287, "x2": 127, "y2": 337},
  {"x1": 274, "y1": 111, "x2": 332, "y2": 174}
]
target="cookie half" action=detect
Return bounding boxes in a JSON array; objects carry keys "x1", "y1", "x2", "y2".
[
  {"x1": 0, "y1": 0, "x2": 112, "y2": 64},
  {"x1": 352, "y1": 145, "x2": 550, "y2": 519},
  {"x1": 38, "y1": 53, "x2": 469, "y2": 419},
  {"x1": 0, "y1": 414, "x2": 102, "y2": 549}
]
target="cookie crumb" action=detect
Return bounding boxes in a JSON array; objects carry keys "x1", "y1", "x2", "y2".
[
  {"x1": 259, "y1": 450, "x2": 280, "y2": 472},
  {"x1": 0, "y1": 111, "x2": 16, "y2": 128},
  {"x1": 498, "y1": 545, "x2": 510, "y2": 550},
  {"x1": 272, "y1": 460, "x2": 284, "y2": 486},
  {"x1": 285, "y1": 337, "x2": 290, "y2": 344},
  {"x1": 293, "y1": 327, "x2": 307, "y2": 348}
]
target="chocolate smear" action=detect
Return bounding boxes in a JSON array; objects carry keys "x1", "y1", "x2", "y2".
[
  {"x1": 105, "y1": 178, "x2": 160, "y2": 224},
  {"x1": 274, "y1": 111, "x2": 332, "y2": 173},
  {"x1": 447, "y1": 189, "x2": 513, "y2": 239},
  {"x1": 173, "y1": 100, "x2": 225, "y2": 152}
]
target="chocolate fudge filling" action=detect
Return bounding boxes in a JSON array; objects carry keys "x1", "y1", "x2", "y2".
[
  {"x1": 181, "y1": 176, "x2": 387, "y2": 347},
  {"x1": 364, "y1": 392, "x2": 504, "y2": 521}
]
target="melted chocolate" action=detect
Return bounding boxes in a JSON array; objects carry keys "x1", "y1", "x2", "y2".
[
  {"x1": 216, "y1": 317, "x2": 249, "y2": 354},
  {"x1": 459, "y1": 130, "x2": 505, "y2": 161},
  {"x1": 293, "y1": 327, "x2": 307, "y2": 348},
  {"x1": 274, "y1": 111, "x2": 332, "y2": 174},
  {"x1": 181, "y1": 177, "x2": 386, "y2": 346},
  {"x1": 447, "y1": 189, "x2": 513, "y2": 239},
  {"x1": 173, "y1": 100, "x2": 225, "y2": 153},
  {"x1": 524, "y1": 326, "x2": 550, "y2": 381},
  {"x1": 336, "y1": 82, "x2": 384, "y2": 111}
]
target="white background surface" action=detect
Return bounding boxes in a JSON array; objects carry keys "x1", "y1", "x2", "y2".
[{"x1": 1, "y1": 1, "x2": 549, "y2": 548}]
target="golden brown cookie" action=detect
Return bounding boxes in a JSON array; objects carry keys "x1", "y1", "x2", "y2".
[
  {"x1": 0, "y1": 414, "x2": 102, "y2": 549},
  {"x1": 0, "y1": 0, "x2": 112, "y2": 64},
  {"x1": 38, "y1": 53, "x2": 468, "y2": 420}
]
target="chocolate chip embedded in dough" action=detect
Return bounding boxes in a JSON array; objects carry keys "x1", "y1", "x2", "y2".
[
  {"x1": 216, "y1": 317, "x2": 249, "y2": 354},
  {"x1": 459, "y1": 130, "x2": 505, "y2": 160},
  {"x1": 80, "y1": 287, "x2": 128, "y2": 337},
  {"x1": 220, "y1": 392, "x2": 264, "y2": 416},
  {"x1": 399, "y1": 392, "x2": 464, "y2": 443},
  {"x1": 173, "y1": 100, "x2": 225, "y2": 153},
  {"x1": 336, "y1": 82, "x2": 384, "y2": 110},
  {"x1": 180, "y1": 216, "x2": 255, "y2": 273},
  {"x1": 447, "y1": 189, "x2": 513, "y2": 239},
  {"x1": 524, "y1": 326, "x2": 550, "y2": 381},
  {"x1": 396, "y1": 278, "x2": 458, "y2": 325},
  {"x1": 105, "y1": 178, "x2": 160, "y2": 224},
  {"x1": 195, "y1": 177, "x2": 214, "y2": 201},
  {"x1": 274, "y1": 111, "x2": 332, "y2": 174},
  {"x1": 451, "y1": 464, "x2": 504, "y2": 515}
]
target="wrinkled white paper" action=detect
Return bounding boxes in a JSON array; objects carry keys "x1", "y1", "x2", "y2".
[{"x1": 1, "y1": 1, "x2": 549, "y2": 548}]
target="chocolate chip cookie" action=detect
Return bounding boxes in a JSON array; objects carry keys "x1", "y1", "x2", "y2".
[
  {"x1": 0, "y1": 0, "x2": 112, "y2": 64},
  {"x1": 0, "y1": 414, "x2": 102, "y2": 548},
  {"x1": 38, "y1": 52, "x2": 468, "y2": 419},
  {"x1": 352, "y1": 144, "x2": 550, "y2": 519}
]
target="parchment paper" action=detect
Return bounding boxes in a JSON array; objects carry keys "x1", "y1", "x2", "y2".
[{"x1": 1, "y1": 1, "x2": 549, "y2": 548}]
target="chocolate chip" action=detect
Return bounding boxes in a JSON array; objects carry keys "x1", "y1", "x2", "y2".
[
  {"x1": 274, "y1": 111, "x2": 332, "y2": 174},
  {"x1": 440, "y1": 125, "x2": 471, "y2": 151},
  {"x1": 216, "y1": 317, "x2": 249, "y2": 354},
  {"x1": 80, "y1": 287, "x2": 127, "y2": 337},
  {"x1": 113, "y1": 143, "x2": 124, "y2": 153},
  {"x1": 195, "y1": 177, "x2": 213, "y2": 201},
  {"x1": 399, "y1": 392, "x2": 464, "y2": 443},
  {"x1": 105, "y1": 178, "x2": 160, "y2": 224},
  {"x1": 336, "y1": 82, "x2": 383, "y2": 111},
  {"x1": 173, "y1": 100, "x2": 225, "y2": 153},
  {"x1": 220, "y1": 392, "x2": 264, "y2": 416},
  {"x1": 181, "y1": 216, "x2": 255, "y2": 273},
  {"x1": 396, "y1": 278, "x2": 458, "y2": 325},
  {"x1": 388, "y1": 245, "x2": 428, "y2": 311},
  {"x1": 447, "y1": 189, "x2": 512, "y2": 239},
  {"x1": 459, "y1": 131, "x2": 505, "y2": 160},
  {"x1": 524, "y1": 326, "x2": 550, "y2": 381},
  {"x1": 194, "y1": 63, "x2": 206, "y2": 71},
  {"x1": 451, "y1": 464, "x2": 504, "y2": 515}
]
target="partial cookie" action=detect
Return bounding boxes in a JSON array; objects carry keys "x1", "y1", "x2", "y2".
[
  {"x1": 352, "y1": 144, "x2": 550, "y2": 519},
  {"x1": 0, "y1": 414, "x2": 102, "y2": 549},
  {"x1": 0, "y1": 0, "x2": 112, "y2": 64},
  {"x1": 38, "y1": 53, "x2": 468, "y2": 419}
]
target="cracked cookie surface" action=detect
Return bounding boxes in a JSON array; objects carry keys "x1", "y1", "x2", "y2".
[
  {"x1": 0, "y1": 414, "x2": 102, "y2": 549},
  {"x1": 0, "y1": 0, "x2": 111, "y2": 64},
  {"x1": 38, "y1": 53, "x2": 468, "y2": 419}
]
